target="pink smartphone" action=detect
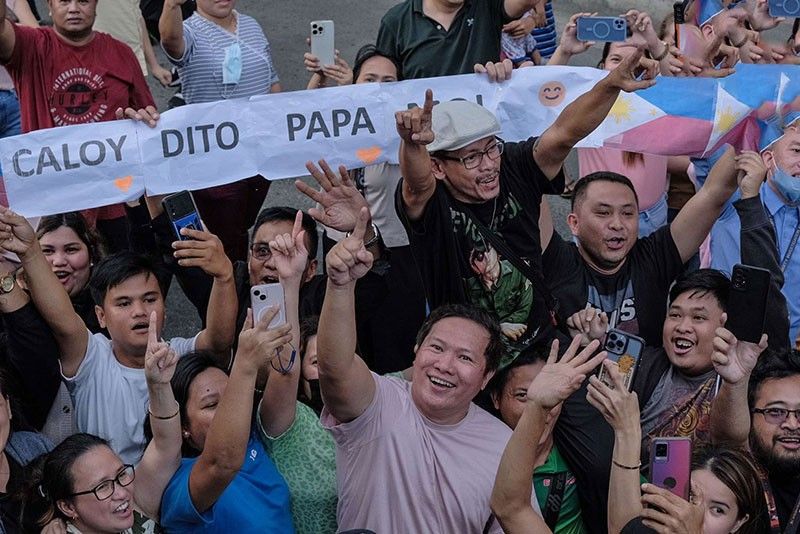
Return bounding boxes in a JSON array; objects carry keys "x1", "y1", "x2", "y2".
[{"x1": 650, "y1": 437, "x2": 692, "y2": 500}]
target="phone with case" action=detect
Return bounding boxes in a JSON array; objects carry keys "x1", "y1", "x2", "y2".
[
  {"x1": 768, "y1": 0, "x2": 800, "y2": 18},
  {"x1": 250, "y1": 283, "x2": 287, "y2": 328},
  {"x1": 161, "y1": 190, "x2": 203, "y2": 241},
  {"x1": 726, "y1": 264, "x2": 770, "y2": 344},
  {"x1": 650, "y1": 437, "x2": 692, "y2": 500},
  {"x1": 310, "y1": 20, "x2": 335, "y2": 68},
  {"x1": 576, "y1": 16, "x2": 627, "y2": 42},
  {"x1": 598, "y1": 328, "x2": 644, "y2": 391}
]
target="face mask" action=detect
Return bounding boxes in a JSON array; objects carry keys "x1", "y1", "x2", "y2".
[
  {"x1": 772, "y1": 162, "x2": 800, "y2": 206},
  {"x1": 222, "y1": 42, "x2": 242, "y2": 85}
]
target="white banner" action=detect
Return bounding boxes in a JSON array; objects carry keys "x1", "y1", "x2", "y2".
[{"x1": 0, "y1": 64, "x2": 793, "y2": 217}]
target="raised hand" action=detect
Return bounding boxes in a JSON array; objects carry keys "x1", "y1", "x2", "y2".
[
  {"x1": 557, "y1": 13, "x2": 596, "y2": 56},
  {"x1": 526, "y1": 337, "x2": 606, "y2": 410},
  {"x1": 623, "y1": 9, "x2": 661, "y2": 52},
  {"x1": 236, "y1": 307, "x2": 293, "y2": 372},
  {"x1": 502, "y1": 15, "x2": 536, "y2": 39},
  {"x1": 144, "y1": 311, "x2": 178, "y2": 385},
  {"x1": 603, "y1": 45, "x2": 658, "y2": 92},
  {"x1": 295, "y1": 159, "x2": 369, "y2": 233},
  {"x1": 268, "y1": 209, "x2": 309, "y2": 283},
  {"x1": 172, "y1": 228, "x2": 233, "y2": 281},
  {"x1": 114, "y1": 105, "x2": 160, "y2": 128},
  {"x1": 711, "y1": 325, "x2": 768, "y2": 385},
  {"x1": 395, "y1": 89, "x2": 435, "y2": 145},
  {"x1": 473, "y1": 59, "x2": 514, "y2": 83},
  {"x1": 735, "y1": 150, "x2": 767, "y2": 199},
  {"x1": 0, "y1": 206, "x2": 37, "y2": 259},
  {"x1": 586, "y1": 360, "x2": 640, "y2": 432},
  {"x1": 566, "y1": 307, "x2": 608, "y2": 347},
  {"x1": 326, "y1": 207, "x2": 374, "y2": 287}
]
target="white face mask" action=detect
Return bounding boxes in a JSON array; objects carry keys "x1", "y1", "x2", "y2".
[{"x1": 222, "y1": 42, "x2": 242, "y2": 85}]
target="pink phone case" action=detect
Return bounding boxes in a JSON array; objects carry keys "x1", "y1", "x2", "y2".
[{"x1": 650, "y1": 437, "x2": 692, "y2": 500}]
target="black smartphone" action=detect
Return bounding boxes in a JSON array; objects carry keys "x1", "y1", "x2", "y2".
[
  {"x1": 161, "y1": 190, "x2": 203, "y2": 241},
  {"x1": 599, "y1": 328, "x2": 644, "y2": 391},
  {"x1": 726, "y1": 264, "x2": 770, "y2": 344}
]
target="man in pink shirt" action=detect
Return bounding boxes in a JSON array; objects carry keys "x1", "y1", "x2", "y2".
[{"x1": 317, "y1": 210, "x2": 538, "y2": 533}]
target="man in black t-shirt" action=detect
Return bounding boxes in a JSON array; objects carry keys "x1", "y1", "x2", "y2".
[
  {"x1": 395, "y1": 53, "x2": 657, "y2": 365},
  {"x1": 541, "y1": 158, "x2": 738, "y2": 348}
]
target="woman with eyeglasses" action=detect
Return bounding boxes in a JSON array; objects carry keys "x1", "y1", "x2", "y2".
[{"x1": 23, "y1": 312, "x2": 182, "y2": 533}]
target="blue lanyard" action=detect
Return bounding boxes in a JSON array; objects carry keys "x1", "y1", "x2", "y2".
[{"x1": 768, "y1": 211, "x2": 800, "y2": 272}]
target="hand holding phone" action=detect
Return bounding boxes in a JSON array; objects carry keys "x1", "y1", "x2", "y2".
[{"x1": 576, "y1": 16, "x2": 627, "y2": 42}]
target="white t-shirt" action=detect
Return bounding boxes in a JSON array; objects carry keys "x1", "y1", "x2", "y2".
[
  {"x1": 321, "y1": 373, "x2": 540, "y2": 533},
  {"x1": 64, "y1": 330, "x2": 197, "y2": 464}
]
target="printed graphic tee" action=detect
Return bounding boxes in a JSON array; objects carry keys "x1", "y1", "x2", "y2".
[{"x1": 5, "y1": 25, "x2": 154, "y2": 132}]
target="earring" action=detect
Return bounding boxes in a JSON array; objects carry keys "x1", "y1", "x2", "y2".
[{"x1": 182, "y1": 431, "x2": 190, "y2": 439}]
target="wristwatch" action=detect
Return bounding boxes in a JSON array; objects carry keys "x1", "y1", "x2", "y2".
[
  {"x1": 346, "y1": 222, "x2": 382, "y2": 248},
  {"x1": 0, "y1": 273, "x2": 15, "y2": 294}
]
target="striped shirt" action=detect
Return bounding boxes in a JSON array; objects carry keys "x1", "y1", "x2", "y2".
[
  {"x1": 165, "y1": 11, "x2": 279, "y2": 104},
  {"x1": 532, "y1": 0, "x2": 557, "y2": 59}
]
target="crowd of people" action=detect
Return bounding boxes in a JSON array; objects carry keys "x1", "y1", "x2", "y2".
[{"x1": 0, "y1": 0, "x2": 796, "y2": 532}]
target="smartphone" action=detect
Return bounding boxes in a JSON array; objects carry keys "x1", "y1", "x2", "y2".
[
  {"x1": 598, "y1": 329, "x2": 644, "y2": 391},
  {"x1": 310, "y1": 20, "x2": 335, "y2": 68},
  {"x1": 576, "y1": 16, "x2": 627, "y2": 42},
  {"x1": 650, "y1": 437, "x2": 692, "y2": 500},
  {"x1": 161, "y1": 190, "x2": 203, "y2": 241},
  {"x1": 768, "y1": 0, "x2": 800, "y2": 17},
  {"x1": 726, "y1": 264, "x2": 770, "y2": 344},
  {"x1": 250, "y1": 283, "x2": 287, "y2": 328}
]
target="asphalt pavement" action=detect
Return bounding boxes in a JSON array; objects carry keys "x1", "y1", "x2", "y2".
[{"x1": 44, "y1": 0, "x2": 675, "y2": 338}]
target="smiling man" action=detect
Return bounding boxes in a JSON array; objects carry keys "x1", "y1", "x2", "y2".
[
  {"x1": 315, "y1": 212, "x2": 535, "y2": 533},
  {"x1": 396, "y1": 52, "x2": 655, "y2": 364}
]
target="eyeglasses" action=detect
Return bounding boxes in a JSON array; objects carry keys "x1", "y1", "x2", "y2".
[
  {"x1": 752, "y1": 408, "x2": 800, "y2": 425},
  {"x1": 250, "y1": 242, "x2": 272, "y2": 261},
  {"x1": 437, "y1": 140, "x2": 504, "y2": 170},
  {"x1": 70, "y1": 465, "x2": 135, "y2": 501}
]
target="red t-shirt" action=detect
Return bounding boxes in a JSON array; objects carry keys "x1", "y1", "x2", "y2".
[
  {"x1": 3, "y1": 26, "x2": 155, "y2": 219},
  {"x1": 5, "y1": 25, "x2": 155, "y2": 133}
]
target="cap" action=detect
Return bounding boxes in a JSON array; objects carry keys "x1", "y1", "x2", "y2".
[{"x1": 427, "y1": 100, "x2": 501, "y2": 153}]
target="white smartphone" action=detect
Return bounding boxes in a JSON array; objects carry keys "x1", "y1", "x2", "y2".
[
  {"x1": 310, "y1": 20, "x2": 335, "y2": 68},
  {"x1": 250, "y1": 283, "x2": 287, "y2": 328}
]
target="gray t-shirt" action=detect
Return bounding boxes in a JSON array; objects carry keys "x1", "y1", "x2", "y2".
[
  {"x1": 64, "y1": 330, "x2": 196, "y2": 464},
  {"x1": 321, "y1": 372, "x2": 540, "y2": 533}
]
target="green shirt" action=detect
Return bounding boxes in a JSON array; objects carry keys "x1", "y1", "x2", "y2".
[
  {"x1": 376, "y1": 0, "x2": 511, "y2": 80},
  {"x1": 533, "y1": 446, "x2": 587, "y2": 534},
  {"x1": 258, "y1": 401, "x2": 338, "y2": 534}
]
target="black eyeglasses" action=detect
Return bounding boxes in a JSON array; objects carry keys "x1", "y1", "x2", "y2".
[
  {"x1": 438, "y1": 140, "x2": 504, "y2": 170},
  {"x1": 250, "y1": 242, "x2": 272, "y2": 261},
  {"x1": 70, "y1": 465, "x2": 135, "y2": 501},
  {"x1": 752, "y1": 408, "x2": 800, "y2": 425}
]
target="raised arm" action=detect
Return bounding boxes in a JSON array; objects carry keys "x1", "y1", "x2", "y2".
[
  {"x1": 317, "y1": 209, "x2": 377, "y2": 423},
  {"x1": 0, "y1": 208, "x2": 88, "y2": 377},
  {"x1": 534, "y1": 47, "x2": 657, "y2": 178},
  {"x1": 135, "y1": 311, "x2": 182, "y2": 520},
  {"x1": 259, "y1": 211, "x2": 306, "y2": 438},
  {"x1": 670, "y1": 146, "x2": 737, "y2": 262},
  {"x1": 159, "y1": 0, "x2": 187, "y2": 59},
  {"x1": 171, "y1": 228, "x2": 237, "y2": 363},
  {"x1": 0, "y1": 1, "x2": 15, "y2": 63},
  {"x1": 397, "y1": 89, "x2": 437, "y2": 221},
  {"x1": 586, "y1": 362, "x2": 643, "y2": 533},
  {"x1": 492, "y1": 337, "x2": 605, "y2": 533},
  {"x1": 189, "y1": 308, "x2": 291, "y2": 513}
]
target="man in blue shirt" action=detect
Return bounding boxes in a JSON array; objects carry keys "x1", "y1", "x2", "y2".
[{"x1": 711, "y1": 115, "x2": 800, "y2": 346}]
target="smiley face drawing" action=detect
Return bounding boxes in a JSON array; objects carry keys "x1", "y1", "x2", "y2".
[{"x1": 538, "y1": 81, "x2": 565, "y2": 107}]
